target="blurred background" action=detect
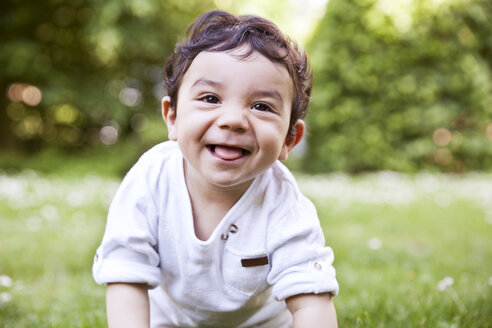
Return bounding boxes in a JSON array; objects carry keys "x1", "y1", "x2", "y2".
[
  {"x1": 1, "y1": 0, "x2": 491, "y2": 327},
  {"x1": 1, "y1": 0, "x2": 491, "y2": 175}
]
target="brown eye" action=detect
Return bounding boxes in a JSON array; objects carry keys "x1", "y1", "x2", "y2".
[
  {"x1": 201, "y1": 95, "x2": 220, "y2": 104},
  {"x1": 252, "y1": 103, "x2": 272, "y2": 112}
]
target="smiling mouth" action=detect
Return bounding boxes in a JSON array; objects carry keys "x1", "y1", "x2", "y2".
[{"x1": 207, "y1": 145, "x2": 250, "y2": 161}]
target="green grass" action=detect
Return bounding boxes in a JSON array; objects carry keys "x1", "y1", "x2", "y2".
[
  {"x1": 0, "y1": 170, "x2": 491, "y2": 327},
  {"x1": 299, "y1": 173, "x2": 492, "y2": 327},
  {"x1": 0, "y1": 171, "x2": 112, "y2": 327}
]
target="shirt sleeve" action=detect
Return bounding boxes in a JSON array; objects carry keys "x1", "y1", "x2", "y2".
[
  {"x1": 266, "y1": 195, "x2": 339, "y2": 301},
  {"x1": 92, "y1": 154, "x2": 162, "y2": 288}
]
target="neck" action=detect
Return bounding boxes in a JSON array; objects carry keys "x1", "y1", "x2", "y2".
[
  {"x1": 183, "y1": 160, "x2": 254, "y2": 241},
  {"x1": 185, "y1": 163, "x2": 252, "y2": 206}
]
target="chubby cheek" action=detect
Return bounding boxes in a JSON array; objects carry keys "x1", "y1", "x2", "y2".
[
  {"x1": 257, "y1": 130, "x2": 286, "y2": 159},
  {"x1": 175, "y1": 112, "x2": 209, "y2": 140}
]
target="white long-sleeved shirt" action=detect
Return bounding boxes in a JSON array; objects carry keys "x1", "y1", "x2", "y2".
[{"x1": 93, "y1": 141, "x2": 338, "y2": 327}]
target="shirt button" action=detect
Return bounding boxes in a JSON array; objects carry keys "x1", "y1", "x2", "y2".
[
  {"x1": 228, "y1": 224, "x2": 238, "y2": 233},
  {"x1": 314, "y1": 262, "x2": 322, "y2": 271},
  {"x1": 221, "y1": 232, "x2": 229, "y2": 240}
]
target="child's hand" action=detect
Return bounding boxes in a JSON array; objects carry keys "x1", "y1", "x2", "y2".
[{"x1": 286, "y1": 293, "x2": 338, "y2": 328}]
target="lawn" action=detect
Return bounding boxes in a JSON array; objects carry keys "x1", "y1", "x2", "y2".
[{"x1": 0, "y1": 169, "x2": 491, "y2": 327}]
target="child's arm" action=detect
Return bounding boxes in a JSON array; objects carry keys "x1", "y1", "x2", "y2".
[
  {"x1": 286, "y1": 293, "x2": 338, "y2": 328},
  {"x1": 106, "y1": 283, "x2": 150, "y2": 328}
]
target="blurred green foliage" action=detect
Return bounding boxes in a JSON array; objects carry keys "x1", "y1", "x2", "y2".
[
  {"x1": 306, "y1": 0, "x2": 492, "y2": 173},
  {"x1": 0, "y1": 0, "x2": 215, "y2": 151},
  {"x1": 2, "y1": 0, "x2": 492, "y2": 173}
]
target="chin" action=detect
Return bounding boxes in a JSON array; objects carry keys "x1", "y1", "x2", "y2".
[{"x1": 209, "y1": 175, "x2": 255, "y2": 189}]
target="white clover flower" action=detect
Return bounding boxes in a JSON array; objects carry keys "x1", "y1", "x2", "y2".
[
  {"x1": 0, "y1": 292, "x2": 12, "y2": 303},
  {"x1": 67, "y1": 190, "x2": 86, "y2": 207},
  {"x1": 0, "y1": 275, "x2": 12, "y2": 288},
  {"x1": 437, "y1": 277, "x2": 454, "y2": 291},
  {"x1": 40, "y1": 204, "x2": 59, "y2": 221},
  {"x1": 367, "y1": 238, "x2": 382, "y2": 250}
]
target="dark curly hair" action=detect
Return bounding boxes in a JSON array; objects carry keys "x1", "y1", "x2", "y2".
[{"x1": 163, "y1": 10, "x2": 313, "y2": 134}]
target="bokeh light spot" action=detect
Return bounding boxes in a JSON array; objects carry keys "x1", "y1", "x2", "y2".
[
  {"x1": 22, "y1": 86, "x2": 43, "y2": 106},
  {"x1": 433, "y1": 128, "x2": 452, "y2": 147},
  {"x1": 367, "y1": 237, "x2": 382, "y2": 250},
  {"x1": 16, "y1": 115, "x2": 44, "y2": 138},
  {"x1": 434, "y1": 148, "x2": 453, "y2": 166},
  {"x1": 0, "y1": 275, "x2": 12, "y2": 288},
  {"x1": 119, "y1": 87, "x2": 142, "y2": 107},
  {"x1": 0, "y1": 292, "x2": 12, "y2": 303},
  {"x1": 99, "y1": 125, "x2": 119, "y2": 145},
  {"x1": 7, "y1": 83, "x2": 25, "y2": 102},
  {"x1": 7, "y1": 83, "x2": 43, "y2": 106},
  {"x1": 53, "y1": 104, "x2": 79, "y2": 124}
]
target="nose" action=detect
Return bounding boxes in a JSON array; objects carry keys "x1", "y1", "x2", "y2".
[{"x1": 216, "y1": 104, "x2": 249, "y2": 132}]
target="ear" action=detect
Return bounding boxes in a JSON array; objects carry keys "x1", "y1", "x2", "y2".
[
  {"x1": 278, "y1": 120, "x2": 305, "y2": 161},
  {"x1": 162, "y1": 96, "x2": 177, "y2": 141}
]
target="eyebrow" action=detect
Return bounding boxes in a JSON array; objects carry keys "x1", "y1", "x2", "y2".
[
  {"x1": 250, "y1": 90, "x2": 285, "y2": 106},
  {"x1": 191, "y1": 79, "x2": 224, "y2": 89}
]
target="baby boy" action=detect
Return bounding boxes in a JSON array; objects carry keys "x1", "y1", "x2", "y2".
[{"x1": 93, "y1": 9, "x2": 339, "y2": 328}]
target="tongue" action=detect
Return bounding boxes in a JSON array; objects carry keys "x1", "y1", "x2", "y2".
[{"x1": 214, "y1": 145, "x2": 244, "y2": 160}]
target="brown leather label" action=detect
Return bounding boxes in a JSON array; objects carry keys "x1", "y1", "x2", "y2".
[{"x1": 241, "y1": 256, "x2": 269, "y2": 267}]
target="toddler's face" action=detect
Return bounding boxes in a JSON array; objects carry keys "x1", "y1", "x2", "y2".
[{"x1": 163, "y1": 48, "x2": 302, "y2": 191}]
